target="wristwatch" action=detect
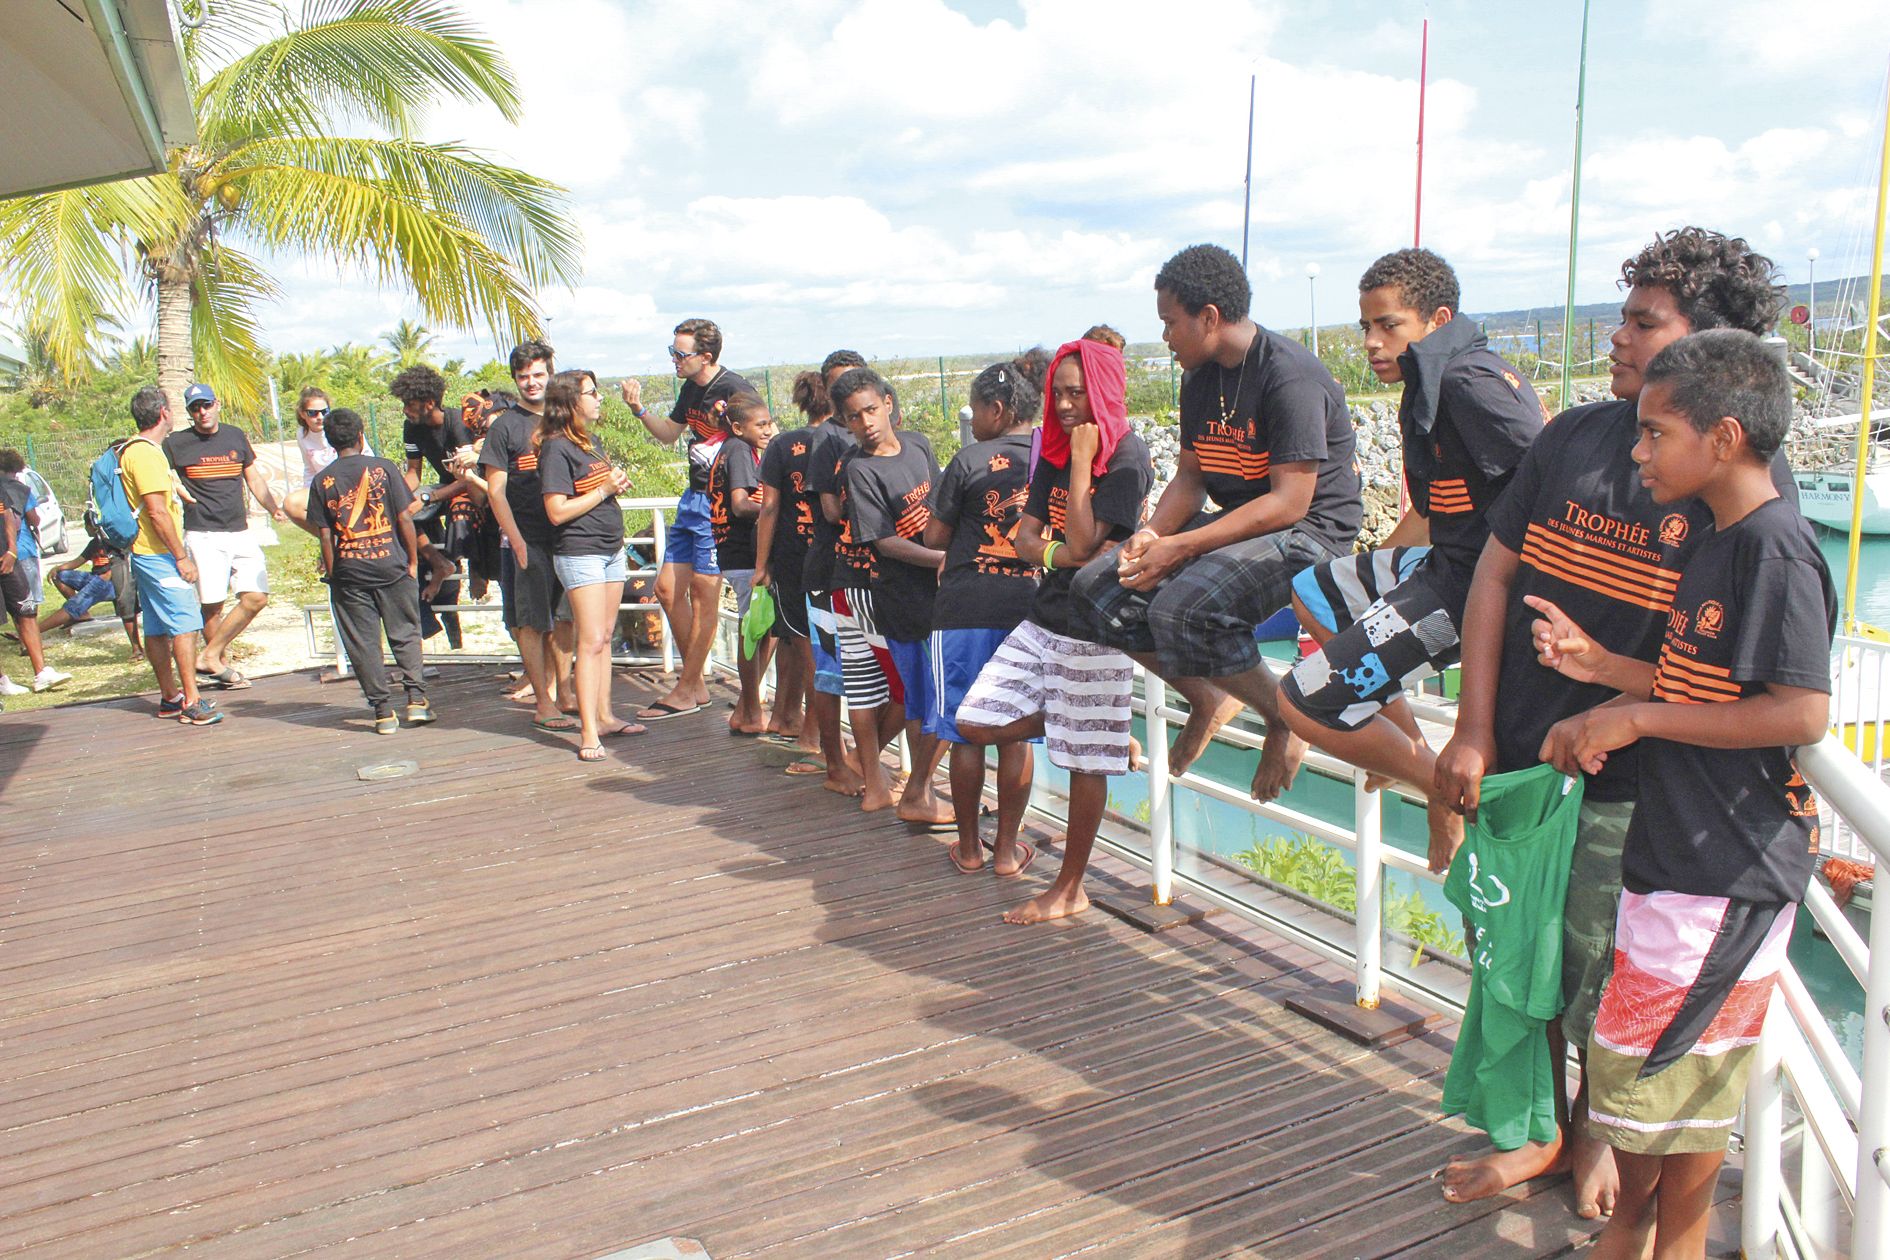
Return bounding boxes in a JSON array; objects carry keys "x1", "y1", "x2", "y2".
[{"x1": 417, "y1": 489, "x2": 433, "y2": 505}]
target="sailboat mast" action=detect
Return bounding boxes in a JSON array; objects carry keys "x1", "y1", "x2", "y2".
[
  {"x1": 1414, "y1": 18, "x2": 1428, "y2": 247},
  {"x1": 1843, "y1": 76, "x2": 1890, "y2": 632},
  {"x1": 1558, "y1": 0, "x2": 1592, "y2": 412}
]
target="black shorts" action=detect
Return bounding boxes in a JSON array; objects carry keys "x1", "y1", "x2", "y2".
[
  {"x1": 110, "y1": 553, "x2": 139, "y2": 622},
  {"x1": 0, "y1": 561, "x2": 32, "y2": 618},
  {"x1": 771, "y1": 565, "x2": 809, "y2": 639},
  {"x1": 503, "y1": 537, "x2": 568, "y2": 633}
]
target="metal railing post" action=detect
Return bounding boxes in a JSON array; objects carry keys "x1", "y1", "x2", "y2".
[
  {"x1": 1145, "y1": 671, "x2": 1173, "y2": 907},
  {"x1": 1353, "y1": 770, "x2": 1383, "y2": 1009},
  {"x1": 1741, "y1": 996, "x2": 1785, "y2": 1258},
  {"x1": 1857, "y1": 856, "x2": 1890, "y2": 1260},
  {"x1": 1800, "y1": 1132, "x2": 1840, "y2": 1258},
  {"x1": 653, "y1": 505, "x2": 674, "y2": 675}
]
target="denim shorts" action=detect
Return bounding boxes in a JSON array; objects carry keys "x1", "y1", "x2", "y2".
[
  {"x1": 57, "y1": 570, "x2": 116, "y2": 618},
  {"x1": 553, "y1": 549, "x2": 630, "y2": 590},
  {"x1": 665, "y1": 489, "x2": 720, "y2": 575}
]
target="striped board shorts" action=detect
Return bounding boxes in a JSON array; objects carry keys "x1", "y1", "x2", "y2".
[
  {"x1": 1586, "y1": 890, "x2": 1795, "y2": 1155},
  {"x1": 957, "y1": 619, "x2": 1136, "y2": 776},
  {"x1": 834, "y1": 587, "x2": 899, "y2": 710},
  {"x1": 1291, "y1": 545, "x2": 1430, "y2": 635}
]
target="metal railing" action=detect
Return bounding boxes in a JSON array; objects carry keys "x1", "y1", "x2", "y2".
[{"x1": 298, "y1": 502, "x2": 1890, "y2": 1257}]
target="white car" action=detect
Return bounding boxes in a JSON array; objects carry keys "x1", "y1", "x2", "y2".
[{"x1": 18, "y1": 467, "x2": 68, "y2": 558}]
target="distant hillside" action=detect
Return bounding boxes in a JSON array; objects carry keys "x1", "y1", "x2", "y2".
[{"x1": 1469, "y1": 273, "x2": 1888, "y2": 337}]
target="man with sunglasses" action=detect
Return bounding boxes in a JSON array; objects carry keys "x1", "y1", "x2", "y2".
[
  {"x1": 162, "y1": 383, "x2": 286, "y2": 689},
  {"x1": 619, "y1": 318, "x2": 761, "y2": 720}
]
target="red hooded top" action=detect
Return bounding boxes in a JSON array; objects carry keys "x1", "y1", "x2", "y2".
[{"x1": 1037, "y1": 338, "x2": 1129, "y2": 479}]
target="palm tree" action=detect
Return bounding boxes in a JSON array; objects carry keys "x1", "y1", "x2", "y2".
[
  {"x1": 0, "y1": 0, "x2": 581, "y2": 417},
  {"x1": 108, "y1": 336, "x2": 160, "y2": 379},
  {"x1": 381, "y1": 318, "x2": 438, "y2": 369}
]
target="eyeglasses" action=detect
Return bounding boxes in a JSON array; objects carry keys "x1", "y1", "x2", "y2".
[
  {"x1": 668, "y1": 346, "x2": 702, "y2": 362},
  {"x1": 303, "y1": 407, "x2": 329, "y2": 419},
  {"x1": 579, "y1": 388, "x2": 600, "y2": 398}
]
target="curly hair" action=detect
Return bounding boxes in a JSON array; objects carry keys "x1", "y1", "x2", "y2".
[
  {"x1": 388, "y1": 364, "x2": 447, "y2": 407},
  {"x1": 1620, "y1": 228, "x2": 1784, "y2": 336},
  {"x1": 1644, "y1": 330, "x2": 1791, "y2": 457},
  {"x1": 675, "y1": 317, "x2": 722, "y2": 364},
  {"x1": 1154, "y1": 244, "x2": 1251, "y2": 323},
  {"x1": 820, "y1": 348, "x2": 867, "y2": 377},
  {"x1": 1081, "y1": 324, "x2": 1127, "y2": 351},
  {"x1": 830, "y1": 367, "x2": 891, "y2": 413},
  {"x1": 1358, "y1": 248, "x2": 1460, "y2": 317},
  {"x1": 791, "y1": 370, "x2": 832, "y2": 421},
  {"x1": 969, "y1": 347, "x2": 1049, "y2": 424}
]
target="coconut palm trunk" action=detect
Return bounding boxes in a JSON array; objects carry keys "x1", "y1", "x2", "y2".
[{"x1": 155, "y1": 263, "x2": 195, "y2": 417}]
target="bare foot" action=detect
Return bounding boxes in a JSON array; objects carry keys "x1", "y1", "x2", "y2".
[
  {"x1": 822, "y1": 773, "x2": 866, "y2": 799},
  {"x1": 1426, "y1": 796, "x2": 1466, "y2": 873},
  {"x1": 1171, "y1": 691, "x2": 1244, "y2": 775},
  {"x1": 992, "y1": 839, "x2": 1036, "y2": 878},
  {"x1": 1250, "y1": 728, "x2": 1306, "y2": 802},
  {"x1": 1128, "y1": 736, "x2": 1146, "y2": 772},
  {"x1": 1440, "y1": 1137, "x2": 1565, "y2": 1204},
  {"x1": 1570, "y1": 1129, "x2": 1620, "y2": 1219},
  {"x1": 897, "y1": 799, "x2": 955, "y2": 828},
  {"x1": 861, "y1": 784, "x2": 897, "y2": 812},
  {"x1": 1363, "y1": 771, "x2": 1394, "y2": 792},
  {"x1": 948, "y1": 842, "x2": 984, "y2": 873},
  {"x1": 1003, "y1": 884, "x2": 1089, "y2": 925}
]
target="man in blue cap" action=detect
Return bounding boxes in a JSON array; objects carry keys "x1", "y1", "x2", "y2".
[{"x1": 163, "y1": 382, "x2": 286, "y2": 689}]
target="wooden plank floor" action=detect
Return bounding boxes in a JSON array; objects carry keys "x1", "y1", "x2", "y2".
[{"x1": 0, "y1": 666, "x2": 1615, "y2": 1259}]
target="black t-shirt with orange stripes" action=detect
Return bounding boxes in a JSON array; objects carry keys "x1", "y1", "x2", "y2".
[
  {"x1": 163, "y1": 423, "x2": 256, "y2": 533},
  {"x1": 1485, "y1": 399, "x2": 1799, "y2": 801},
  {"x1": 1177, "y1": 328, "x2": 1360, "y2": 552},
  {"x1": 843, "y1": 433, "x2": 939, "y2": 642},
  {"x1": 708, "y1": 434, "x2": 764, "y2": 571},
  {"x1": 538, "y1": 434, "x2": 624, "y2": 557},
  {"x1": 1624, "y1": 498, "x2": 1834, "y2": 902},
  {"x1": 1400, "y1": 337, "x2": 1542, "y2": 614},
  {"x1": 478, "y1": 407, "x2": 554, "y2": 546}
]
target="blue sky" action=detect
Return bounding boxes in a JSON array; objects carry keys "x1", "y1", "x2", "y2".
[{"x1": 266, "y1": 0, "x2": 1890, "y2": 374}]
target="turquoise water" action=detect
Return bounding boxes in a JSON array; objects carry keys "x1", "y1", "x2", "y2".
[{"x1": 1816, "y1": 525, "x2": 1890, "y2": 629}]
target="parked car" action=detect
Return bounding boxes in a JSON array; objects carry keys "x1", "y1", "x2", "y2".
[{"x1": 17, "y1": 467, "x2": 68, "y2": 558}]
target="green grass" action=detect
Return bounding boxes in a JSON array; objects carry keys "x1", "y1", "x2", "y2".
[{"x1": 1, "y1": 527, "x2": 327, "y2": 715}]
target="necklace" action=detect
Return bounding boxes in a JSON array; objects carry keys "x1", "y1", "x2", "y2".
[{"x1": 1216, "y1": 351, "x2": 1249, "y2": 425}]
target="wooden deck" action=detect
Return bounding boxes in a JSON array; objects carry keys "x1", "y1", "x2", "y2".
[{"x1": 0, "y1": 666, "x2": 1622, "y2": 1258}]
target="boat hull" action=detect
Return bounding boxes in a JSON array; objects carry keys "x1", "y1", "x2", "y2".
[{"x1": 1795, "y1": 469, "x2": 1890, "y2": 534}]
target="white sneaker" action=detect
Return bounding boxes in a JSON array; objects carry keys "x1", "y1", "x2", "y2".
[
  {"x1": 32, "y1": 667, "x2": 71, "y2": 692},
  {"x1": 0, "y1": 676, "x2": 26, "y2": 696}
]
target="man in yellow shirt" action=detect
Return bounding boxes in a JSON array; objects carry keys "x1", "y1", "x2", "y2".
[{"x1": 123, "y1": 387, "x2": 222, "y2": 725}]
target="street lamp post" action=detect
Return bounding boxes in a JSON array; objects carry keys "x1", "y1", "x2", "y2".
[
  {"x1": 1306, "y1": 263, "x2": 1322, "y2": 357},
  {"x1": 1807, "y1": 246, "x2": 1820, "y2": 367}
]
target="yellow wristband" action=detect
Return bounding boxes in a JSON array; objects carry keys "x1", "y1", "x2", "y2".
[{"x1": 1041, "y1": 539, "x2": 1061, "y2": 571}]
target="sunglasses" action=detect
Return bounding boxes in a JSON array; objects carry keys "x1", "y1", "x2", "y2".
[
  {"x1": 303, "y1": 407, "x2": 330, "y2": 419},
  {"x1": 668, "y1": 346, "x2": 702, "y2": 362}
]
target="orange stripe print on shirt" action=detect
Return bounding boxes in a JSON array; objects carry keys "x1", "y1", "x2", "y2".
[
  {"x1": 1428, "y1": 478, "x2": 1474, "y2": 515},
  {"x1": 1194, "y1": 445, "x2": 1270, "y2": 480},
  {"x1": 1652, "y1": 652, "x2": 1741, "y2": 704},
  {"x1": 183, "y1": 464, "x2": 245, "y2": 479},
  {"x1": 574, "y1": 465, "x2": 613, "y2": 494},
  {"x1": 1519, "y1": 523, "x2": 1682, "y2": 613}
]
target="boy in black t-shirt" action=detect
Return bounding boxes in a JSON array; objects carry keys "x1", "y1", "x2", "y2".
[
  {"x1": 306, "y1": 408, "x2": 432, "y2": 734},
  {"x1": 1432, "y1": 227, "x2": 1797, "y2": 1214},
  {"x1": 831, "y1": 368, "x2": 950, "y2": 823},
  {"x1": 958, "y1": 340, "x2": 1153, "y2": 923},
  {"x1": 708, "y1": 395, "x2": 777, "y2": 737},
  {"x1": 1521, "y1": 331, "x2": 1832, "y2": 1260},
  {"x1": 1071, "y1": 244, "x2": 1361, "y2": 805},
  {"x1": 924, "y1": 354, "x2": 1045, "y2": 876},
  {"x1": 389, "y1": 365, "x2": 472, "y2": 650},
  {"x1": 619, "y1": 317, "x2": 761, "y2": 722},
  {"x1": 1280, "y1": 249, "x2": 1541, "y2": 869},
  {"x1": 754, "y1": 371, "x2": 834, "y2": 756}
]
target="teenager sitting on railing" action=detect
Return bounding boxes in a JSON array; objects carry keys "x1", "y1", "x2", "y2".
[
  {"x1": 1278, "y1": 249, "x2": 1542, "y2": 870},
  {"x1": 1433, "y1": 227, "x2": 1801, "y2": 1216},
  {"x1": 1522, "y1": 330, "x2": 1833, "y2": 1260}
]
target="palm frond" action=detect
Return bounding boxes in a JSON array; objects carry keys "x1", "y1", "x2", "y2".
[
  {"x1": 224, "y1": 134, "x2": 580, "y2": 341},
  {"x1": 0, "y1": 178, "x2": 190, "y2": 381},
  {"x1": 196, "y1": 0, "x2": 521, "y2": 149},
  {"x1": 190, "y1": 245, "x2": 280, "y2": 416}
]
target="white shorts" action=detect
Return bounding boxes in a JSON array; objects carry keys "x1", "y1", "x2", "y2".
[
  {"x1": 957, "y1": 619, "x2": 1136, "y2": 776},
  {"x1": 185, "y1": 529, "x2": 269, "y2": 604}
]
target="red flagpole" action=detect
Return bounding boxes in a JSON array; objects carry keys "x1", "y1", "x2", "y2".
[{"x1": 1414, "y1": 17, "x2": 1428, "y2": 247}]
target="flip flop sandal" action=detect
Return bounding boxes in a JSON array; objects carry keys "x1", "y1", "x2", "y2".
[
  {"x1": 532, "y1": 716, "x2": 580, "y2": 732},
  {"x1": 994, "y1": 841, "x2": 1038, "y2": 879},
  {"x1": 784, "y1": 757, "x2": 827, "y2": 776},
  {"x1": 602, "y1": 722, "x2": 647, "y2": 738},
  {"x1": 207, "y1": 667, "x2": 251, "y2": 691},
  {"x1": 758, "y1": 732, "x2": 800, "y2": 746},
  {"x1": 576, "y1": 745, "x2": 607, "y2": 762},
  {"x1": 637, "y1": 701, "x2": 701, "y2": 721},
  {"x1": 948, "y1": 846, "x2": 984, "y2": 874}
]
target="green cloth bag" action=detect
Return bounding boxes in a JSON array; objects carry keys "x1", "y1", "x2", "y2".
[{"x1": 741, "y1": 584, "x2": 776, "y2": 660}]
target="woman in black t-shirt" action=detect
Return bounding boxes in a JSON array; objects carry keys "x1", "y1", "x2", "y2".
[
  {"x1": 537, "y1": 371, "x2": 640, "y2": 760},
  {"x1": 923, "y1": 351, "x2": 1047, "y2": 876}
]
